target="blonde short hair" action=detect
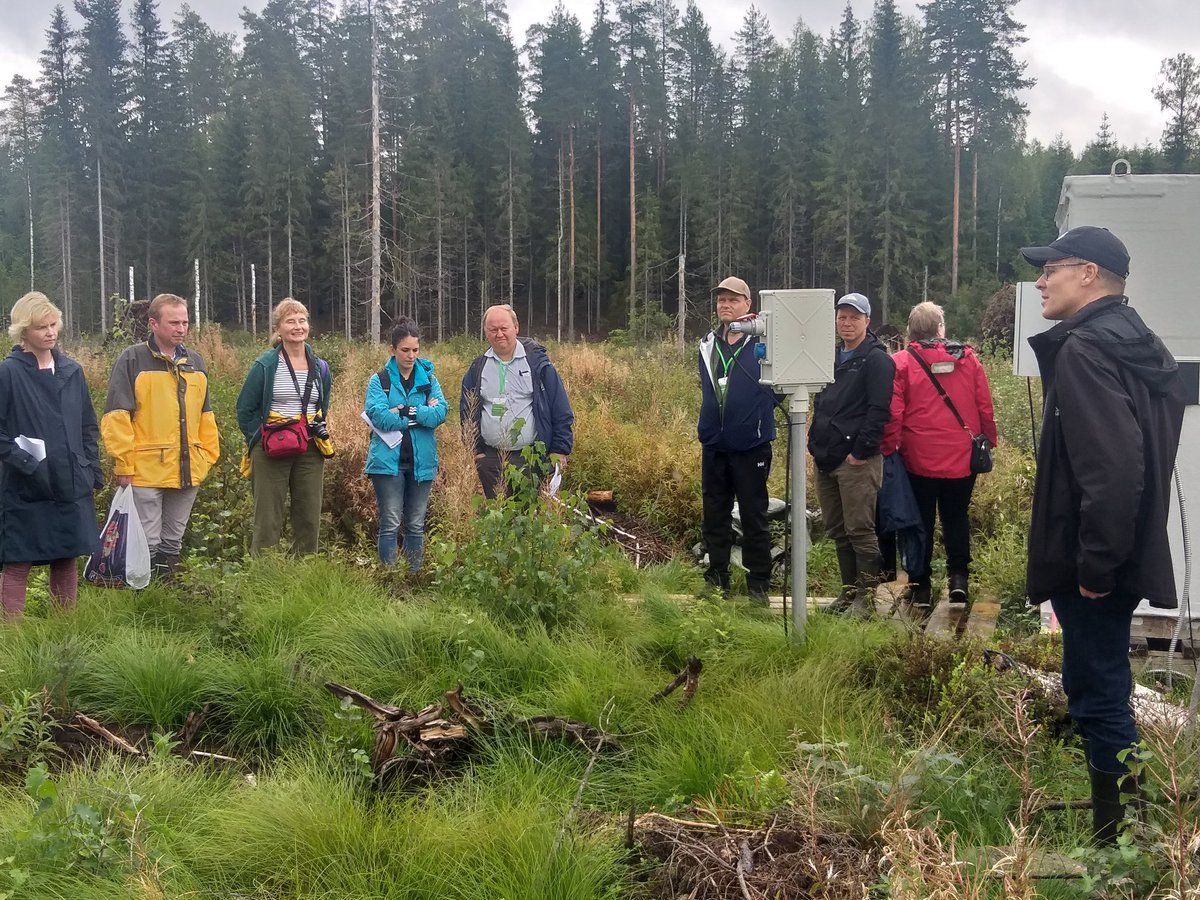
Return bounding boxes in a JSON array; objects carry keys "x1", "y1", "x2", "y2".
[
  {"x1": 9, "y1": 292, "x2": 62, "y2": 344},
  {"x1": 148, "y1": 293, "x2": 188, "y2": 321},
  {"x1": 907, "y1": 301, "x2": 945, "y2": 343},
  {"x1": 271, "y1": 297, "x2": 309, "y2": 347},
  {"x1": 482, "y1": 303, "x2": 519, "y2": 330}
]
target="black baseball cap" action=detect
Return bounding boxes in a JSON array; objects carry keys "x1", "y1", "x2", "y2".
[{"x1": 1020, "y1": 226, "x2": 1130, "y2": 278}]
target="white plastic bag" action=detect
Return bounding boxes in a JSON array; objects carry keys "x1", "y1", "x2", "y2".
[{"x1": 84, "y1": 486, "x2": 152, "y2": 589}]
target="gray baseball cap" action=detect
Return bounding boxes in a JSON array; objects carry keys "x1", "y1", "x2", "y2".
[{"x1": 836, "y1": 292, "x2": 871, "y2": 316}]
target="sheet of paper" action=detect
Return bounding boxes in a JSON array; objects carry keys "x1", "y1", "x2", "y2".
[
  {"x1": 546, "y1": 463, "x2": 562, "y2": 498},
  {"x1": 360, "y1": 410, "x2": 403, "y2": 449},
  {"x1": 15, "y1": 434, "x2": 46, "y2": 463}
]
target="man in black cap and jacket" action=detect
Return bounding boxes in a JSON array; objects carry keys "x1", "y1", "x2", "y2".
[
  {"x1": 1022, "y1": 225, "x2": 1185, "y2": 845},
  {"x1": 808, "y1": 292, "x2": 895, "y2": 617}
]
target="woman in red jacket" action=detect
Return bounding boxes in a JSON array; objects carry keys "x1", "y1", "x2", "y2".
[{"x1": 881, "y1": 302, "x2": 997, "y2": 608}]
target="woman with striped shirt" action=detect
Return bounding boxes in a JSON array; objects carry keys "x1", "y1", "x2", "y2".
[{"x1": 236, "y1": 298, "x2": 333, "y2": 555}]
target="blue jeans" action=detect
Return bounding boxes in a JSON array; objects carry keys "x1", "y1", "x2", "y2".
[
  {"x1": 1050, "y1": 590, "x2": 1141, "y2": 773},
  {"x1": 371, "y1": 473, "x2": 434, "y2": 570}
]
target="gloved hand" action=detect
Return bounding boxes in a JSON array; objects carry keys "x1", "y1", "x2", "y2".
[{"x1": 404, "y1": 406, "x2": 419, "y2": 422}]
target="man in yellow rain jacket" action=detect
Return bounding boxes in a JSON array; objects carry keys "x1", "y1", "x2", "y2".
[{"x1": 101, "y1": 293, "x2": 221, "y2": 579}]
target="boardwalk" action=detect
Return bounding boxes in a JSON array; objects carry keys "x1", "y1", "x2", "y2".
[{"x1": 766, "y1": 575, "x2": 1000, "y2": 638}]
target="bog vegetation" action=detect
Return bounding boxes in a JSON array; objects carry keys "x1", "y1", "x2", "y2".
[
  {"x1": 1, "y1": 0, "x2": 1198, "y2": 344},
  {"x1": 0, "y1": 331, "x2": 1197, "y2": 899}
]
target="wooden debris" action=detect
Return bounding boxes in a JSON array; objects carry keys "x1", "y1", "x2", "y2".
[
  {"x1": 651, "y1": 655, "x2": 704, "y2": 708},
  {"x1": 322, "y1": 681, "x2": 621, "y2": 791},
  {"x1": 635, "y1": 810, "x2": 879, "y2": 899},
  {"x1": 175, "y1": 703, "x2": 211, "y2": 752},
  {"x1": 73, "y1": 714, "x2": 143, "y2": 756},
  {"x1": 325, "y1": 681, "x2": 408, "y2": 721}
]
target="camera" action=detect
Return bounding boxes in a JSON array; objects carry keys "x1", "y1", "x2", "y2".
[{"x1": 309, "y1": 417, "x2": 330, "y2": 440}]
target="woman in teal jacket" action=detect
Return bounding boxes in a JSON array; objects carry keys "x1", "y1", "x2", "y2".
[{"x1": 364, "y1": 318, "x2": 448, "y2": 569}]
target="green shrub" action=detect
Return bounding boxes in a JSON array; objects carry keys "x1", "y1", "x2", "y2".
[{"x1": 432, "y1": 453, "x2": 621, "y2": 629}]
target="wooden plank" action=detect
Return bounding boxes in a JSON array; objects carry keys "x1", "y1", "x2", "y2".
[{"x1": 963, "y1": 846, "x2": 1086, "y2": 880}]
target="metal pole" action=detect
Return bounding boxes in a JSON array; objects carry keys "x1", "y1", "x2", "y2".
[{"x1": 791, "y1": 390, "x2": 809, "y2": 639}]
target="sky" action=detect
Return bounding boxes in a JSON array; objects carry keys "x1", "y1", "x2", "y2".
[{"x1": 1, "y1": 0, "x2": 1197, "y2": 155}]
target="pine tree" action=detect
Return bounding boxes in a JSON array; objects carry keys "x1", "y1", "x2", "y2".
[
  {"x1": 37, "y1": 6, "x2": 83, "y2": 332},
  {"x1": 922, "y1": 0, "x2": 1031, "y2": 293},
  {"x1": 75, "y1": 0, "x2": 131, "y2": 330},
  {"x1": 1153, "y1": 53, "x2": 1200, "y2": 173},
  {"x1": 1, "y1": 76, "x2": 40, "y2": 291},
  {"x1": 864, "y1": 0, "x2": 935, "y2": 323},
  {"x1": 129, "y1": 0, "x2": 185, "y2": 299},
  {"x1": 815, "y1": 4, "x2": 866, "y2": 296}
]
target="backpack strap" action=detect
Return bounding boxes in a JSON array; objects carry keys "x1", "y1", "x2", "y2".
[
  {"x1": 907, "y1": 347, "x2": 968, "y2": 433},
  {"x1": 377, "y1": 366, "x2": 391, "y2": 394}
]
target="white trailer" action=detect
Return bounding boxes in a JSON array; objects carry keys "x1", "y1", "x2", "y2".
[{"x1": 1014, "y1": 162, "x2": 1200, "y2": 654}]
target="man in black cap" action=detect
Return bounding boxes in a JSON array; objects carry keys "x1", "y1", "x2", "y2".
[
  {"x1": 1022, "y1": 225, "x2": 1185, "y2": 844},
  {"x1": 808, "y1": 292, "x2": 895, "y2": 617},
  {"x1": 696, "y1": 276, "x2": 777, "y2": 604}
]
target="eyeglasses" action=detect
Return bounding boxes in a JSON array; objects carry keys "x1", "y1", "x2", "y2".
[{"x1": 1041, "y1": 261, "x2": 1090, "y2": 277}]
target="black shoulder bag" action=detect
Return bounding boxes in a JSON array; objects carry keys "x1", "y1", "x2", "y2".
[{"x1": 906, "y1": 347, "x2": 993, "y2": 474}]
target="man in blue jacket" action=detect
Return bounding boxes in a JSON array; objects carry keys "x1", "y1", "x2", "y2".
[
  {"x1": 460, "y1": 304, "x2": 574, "y2": 499},
  {"x1": 698, "y1": 276, "x2": 777, "y2": 604}
]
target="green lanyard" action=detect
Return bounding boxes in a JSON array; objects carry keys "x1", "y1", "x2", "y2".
[
  {"x1": 713, "y1": 338, "x2": 746, "y2": 406},
  {"x1": 495, "y1": 358, "x2": 509, "y2": 396},
  {"x1": 714, "y1": 338, "x2": 746, "y2": 380}
]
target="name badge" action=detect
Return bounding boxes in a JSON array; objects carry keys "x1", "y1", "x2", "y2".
[
  {"x1": 931, "y1": 362, "x2": 955, "y2": 374},
  {"x1": 490, "y1": 400, "x2": 506, "y2": 418}
]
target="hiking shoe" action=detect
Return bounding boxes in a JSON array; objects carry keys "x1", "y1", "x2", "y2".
[{"x1": 747, "y1": 586, "x2": 770, "y2": 607}]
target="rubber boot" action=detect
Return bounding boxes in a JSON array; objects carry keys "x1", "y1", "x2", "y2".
[
  {"x1": 908, "y1": 582, "x2": 933, "y2": 612},
  {"x1": 948, "y1": 573, "x2": 969, "y2": 604},
  {"x1": 697, "y1": 569, "x2": 730, "y2": 600},
  {"x1": 1089, "y1": 764, "x2": 1129, "y2": 846},
  {"x1": 746, "y1": 578, "x2": 770, "y2": 607},
  {"x1": 159, "y1": 553, "x2": 181, "y2": 585},
  {"x1": 850, "y1": 554, "x2": 881, "y2": 619},
  {"x1": 825, "y1": 546, "x2": 858, "y2": 615}
]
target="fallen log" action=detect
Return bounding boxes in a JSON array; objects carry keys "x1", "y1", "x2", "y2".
[
  {"x1": 983, "y1": 650, "x2": 1192, "y2": 732},
  {"x1": 323, "y1": 682, "x2": 621, "y2": 791},
  {"x1": 325, "y1": 681, "x2": 409, "y2": 721}
]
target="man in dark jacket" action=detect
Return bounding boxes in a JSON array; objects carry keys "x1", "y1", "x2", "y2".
[
  {"x1": 808, "y1": 293, "x2": 895, "y2": 616},
  {"x1": 460, "y1": 303, "x2": 574, "y2": 499},
  {"x1": 1022, "y1": 225, "x2": 1185, "y2": 845},
  {"x1": 697, "y1": 276, "x2": 777, "y2": 604}
]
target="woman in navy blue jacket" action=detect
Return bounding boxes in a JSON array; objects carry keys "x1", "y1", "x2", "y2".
[
  {"x1": 0, "y1": 292, "x2": 102, "y2": 619},
  {"x1": 364, "y1": 318, "x2": 448, "y2": 570}
]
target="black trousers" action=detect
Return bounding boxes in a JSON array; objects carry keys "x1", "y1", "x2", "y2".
[
  {"x1": 907, "y1": 472, "x2": 976, "y2": 587},
  {"x1": 474, "y1": 445, "x2": 545, "y2": 500},
  {"x1": 701, "y1": 443, "x2": 772, "y2": 590}
]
